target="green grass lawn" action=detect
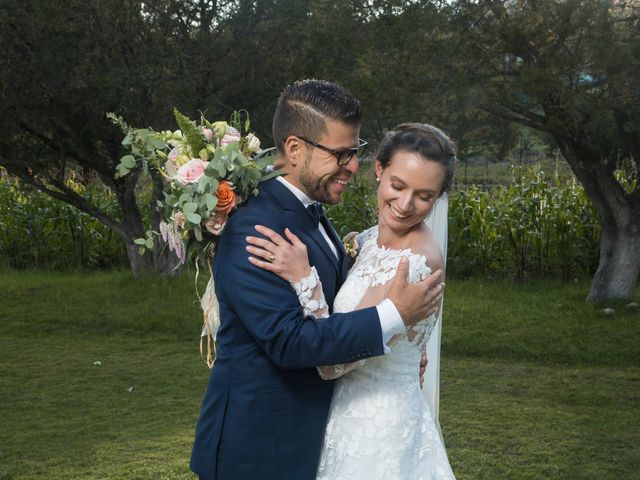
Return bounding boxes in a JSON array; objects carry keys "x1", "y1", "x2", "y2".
[{"x1": 1, "y1": 270, "x2": 639, "y2": 479}]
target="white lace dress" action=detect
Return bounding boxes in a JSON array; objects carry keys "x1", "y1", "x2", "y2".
[{"x1": 291, "y1": 227, "x2": 456, "y2": 480}]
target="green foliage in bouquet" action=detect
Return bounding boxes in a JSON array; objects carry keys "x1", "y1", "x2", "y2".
[{"x1": 109, "y1": 109, "x2": 279, "y2": 264}]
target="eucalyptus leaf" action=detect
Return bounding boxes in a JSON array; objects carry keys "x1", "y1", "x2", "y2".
[
  {"x1": 193, "y1": 224, "x2": 203, "y2": 242},
  {"x1": 121, "y1": 155, "x2": 136, "y2": 169},
  {"x1": 205, "y1": 193, "x2": 218, "y2": 211},
  {"x1": 187, "y1": 213, "x2": 202, "y2": 224},
  {"x1": 197, "y1": 175, "x2": 210, "y2": 193},
  {"x1": 149, "y1": 136, "x2": 166, "y2": 149},
  {"x1": 183, "y1": 202, "x2": 198, "y2": 215},
  {"x1": 116, "y1": 164, "x2": 130, "y2": 178}
]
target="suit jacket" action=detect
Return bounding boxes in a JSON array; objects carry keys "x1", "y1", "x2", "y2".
[{"x1": 190, "y1": 178, "x2": 385, "y2": 480}]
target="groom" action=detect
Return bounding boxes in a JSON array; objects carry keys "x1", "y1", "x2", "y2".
[{"x1": 190, "y1": 79, "x2": 444, "y2": 479}]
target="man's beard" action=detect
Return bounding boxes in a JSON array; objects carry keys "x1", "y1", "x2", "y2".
[{"x1": 299, "y1": 159, "x2": 340, "y2": 205}]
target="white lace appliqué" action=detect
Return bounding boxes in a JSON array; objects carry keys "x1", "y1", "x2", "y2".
[{"x1": 289, "y1": 266, "x2": 328, "y2": 317}]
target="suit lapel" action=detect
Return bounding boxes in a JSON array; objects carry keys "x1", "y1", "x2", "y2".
[
  {"x1": 261, "y1": 179, "x2": 340, "y2": 277},
  {"x1": 320, "y1": 215, "x2": 349, "y2": 284}
]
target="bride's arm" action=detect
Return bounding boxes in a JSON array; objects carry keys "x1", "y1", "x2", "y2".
[
  {"x1": 246, "y1": 225, "x2": 328, "y2": 319},
  {"x1": 320, "y1": 250, "x2": 443, "y2": 380},
  {"x1": 316, "y1": 284, "x2": 397, "y2": 380}
]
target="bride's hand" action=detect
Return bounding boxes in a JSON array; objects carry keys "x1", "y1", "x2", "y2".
[{"x1": 246, "y1": 225, "x2": 311, "y2": 282}]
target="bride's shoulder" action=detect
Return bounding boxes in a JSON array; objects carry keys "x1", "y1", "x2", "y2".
[
  {"x1": 350, "y1": 226, "x2": 378, "y2": 253},
  {"x1": 406, "y1": 224, "x2": 445, "y2": 274}
]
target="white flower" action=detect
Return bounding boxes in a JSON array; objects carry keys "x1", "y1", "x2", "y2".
[
  {"x1": 173, "y1": 211, "x2": 186, "y2": 229},
  {"x1": 245, "y1": 133, "x2": 261, "y2": 153}
]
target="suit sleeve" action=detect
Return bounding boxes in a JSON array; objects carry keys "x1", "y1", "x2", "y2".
[{"x1": 214, "y1": 209, "x2": 385, "y2": 369}]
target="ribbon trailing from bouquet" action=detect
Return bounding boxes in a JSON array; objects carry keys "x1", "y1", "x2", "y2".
[{"x1": 199, "y1": 267, "x2": 220, "y2": 369}]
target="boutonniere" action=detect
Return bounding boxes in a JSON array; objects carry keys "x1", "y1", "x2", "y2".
[{"x1": 342, "y1": 231, "x2": 361, "y2": 267}]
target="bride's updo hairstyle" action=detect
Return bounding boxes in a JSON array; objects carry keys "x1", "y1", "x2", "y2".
[{"x1": 375, "y1": 123, "x2": 456, "y2": 195}]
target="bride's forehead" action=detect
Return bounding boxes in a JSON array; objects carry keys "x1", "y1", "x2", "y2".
[{"x1": 382, "y1": 153, "x2": 446, "y2": 184}]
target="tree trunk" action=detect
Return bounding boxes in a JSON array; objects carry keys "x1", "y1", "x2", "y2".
[
  {"x1": 115, "y1": 174, "x2": 156, "y2": 276},
  {"x1": 123, "y1": 238, "x2": 154, "y2": 277},
  {"x1": 554, "y1": 138, "x2": 640, "y2": 301},
  {"x1": 587, "y1": 208, "x2": 640, "y2": 301}
]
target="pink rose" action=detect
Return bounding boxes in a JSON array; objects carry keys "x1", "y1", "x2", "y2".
[
  {"x1": 176, "y1": 158, "x2": 208, "y2": 184},
  {"x1": 202, "y1": 128, "x2": 214, "y2": 142},
  {"x1": 219, "y1": 126, "x2": 241, "y2": 147},
  {"x1": 204, "y1": 211, "x2": 228, "y2": 236}
]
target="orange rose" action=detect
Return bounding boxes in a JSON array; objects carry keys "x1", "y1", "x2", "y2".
[{"x1": 215, "y1": 181, "x2": 237, "y2": 215}]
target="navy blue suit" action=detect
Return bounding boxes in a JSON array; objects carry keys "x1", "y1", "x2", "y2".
[{"x1": 190, "y1": 178, "x2": 385, "y2": 479}]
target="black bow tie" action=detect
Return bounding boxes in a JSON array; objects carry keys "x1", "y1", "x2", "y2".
[{"x1": 306, "y1": 202, "x2": 325, "y2": 226}]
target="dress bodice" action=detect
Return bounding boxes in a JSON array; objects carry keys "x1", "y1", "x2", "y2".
[
  {"x1": 336, "y1": 227, "x2": 436, "y2": 345},
  {"x1": 320, "y1": 226, "x2": 437, "y2": 384}
]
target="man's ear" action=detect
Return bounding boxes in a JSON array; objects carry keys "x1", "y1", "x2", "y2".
[{"x1": 283, "y1": 135, "x2": 303, "y2": 167}]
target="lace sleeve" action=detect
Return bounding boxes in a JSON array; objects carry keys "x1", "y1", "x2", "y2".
[
  {"x1": 289, "y1": 267, "x2": 329, "y2": 318},
  {"x1": 406, "y1": 253, "x2": 435, "y2": 347},
  {"x1": 317, "y1": 359, "x2": 368, "y2": 380},
  {"x1": 290, "y1": 268, "x2": 364, "y2": 379}
]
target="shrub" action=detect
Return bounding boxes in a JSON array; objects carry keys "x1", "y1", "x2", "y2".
[{"x1": 0, "y1": 174, "x2": 127, "y2": 270}]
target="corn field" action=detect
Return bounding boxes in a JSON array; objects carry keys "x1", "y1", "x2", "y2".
[
  {"x1": 0, "y1": 174, "x2": 126, "y2": 270},
  {"x1": 1, "y1": 166, "x2": 601, "y2": 278}
]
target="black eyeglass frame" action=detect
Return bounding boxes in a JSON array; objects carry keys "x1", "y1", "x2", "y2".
[{"x1": 297, "y1": 136, "x2": 368, "y2": 167}]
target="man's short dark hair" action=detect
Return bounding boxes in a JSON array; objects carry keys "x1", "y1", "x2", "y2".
[{"x1": 272, "y1": 79, "x2": 362, "y2": 153}]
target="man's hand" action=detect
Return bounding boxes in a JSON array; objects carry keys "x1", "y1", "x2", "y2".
[
  {"x1": 385, "y1": 258, "x2": 444, "y2": 327},
  {"x1": 419, "y1": 352, "x2": 428, "y2": 389}
]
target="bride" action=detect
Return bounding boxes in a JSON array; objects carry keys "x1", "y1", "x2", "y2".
[{"x1": 246, "y1": 123, "x2": 457, "y2": 479}]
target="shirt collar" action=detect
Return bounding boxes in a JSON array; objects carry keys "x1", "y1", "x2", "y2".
[{"x1": 276, "y1": 176, "x2": 315, "y2": 208}]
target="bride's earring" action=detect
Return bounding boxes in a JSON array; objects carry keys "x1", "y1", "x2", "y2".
[{"x1": 376, "y1": 177, "x2": 380, "y2": 182}]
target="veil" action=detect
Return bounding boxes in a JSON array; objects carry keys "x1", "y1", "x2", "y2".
[{"x1": 422, "y1": 194, "x2": 448, "y2": 437}]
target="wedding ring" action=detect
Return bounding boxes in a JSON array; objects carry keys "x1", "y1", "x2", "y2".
[{"x1": 269, "y1": 254, "x2": 276, "y2": 262}]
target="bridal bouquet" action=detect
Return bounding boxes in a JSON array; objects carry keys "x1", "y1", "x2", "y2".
[
  {"x1": 110, "y1": 109, "x2": 278, "y2": 263},
  {"x1": 110, "y1": 109, "x2": 279, "y2": 367}
]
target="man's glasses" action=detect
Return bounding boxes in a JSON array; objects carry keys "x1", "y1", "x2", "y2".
[{"x1": 297, "y1": 136, "x2": 368, "y2": 167}]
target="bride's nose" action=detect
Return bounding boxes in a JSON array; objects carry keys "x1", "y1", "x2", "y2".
[{"x1": 396, "y1": 192, "x2": 413, "y2": 212}]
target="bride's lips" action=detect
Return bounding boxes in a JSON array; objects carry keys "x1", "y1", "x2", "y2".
[{"x1": 388, "y1": 203, "x2": 410, "y2": 220}]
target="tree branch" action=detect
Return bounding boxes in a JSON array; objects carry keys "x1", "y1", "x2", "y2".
[
  {"x1": 478, "y1": 103, "x2": 549, "y2": 132},
  {"x1": 1, "y1": 155, "x2": 127, "y2": 240},
  {"x1": 18, "y1": 121, "x2": 87, "y2": 167}
]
